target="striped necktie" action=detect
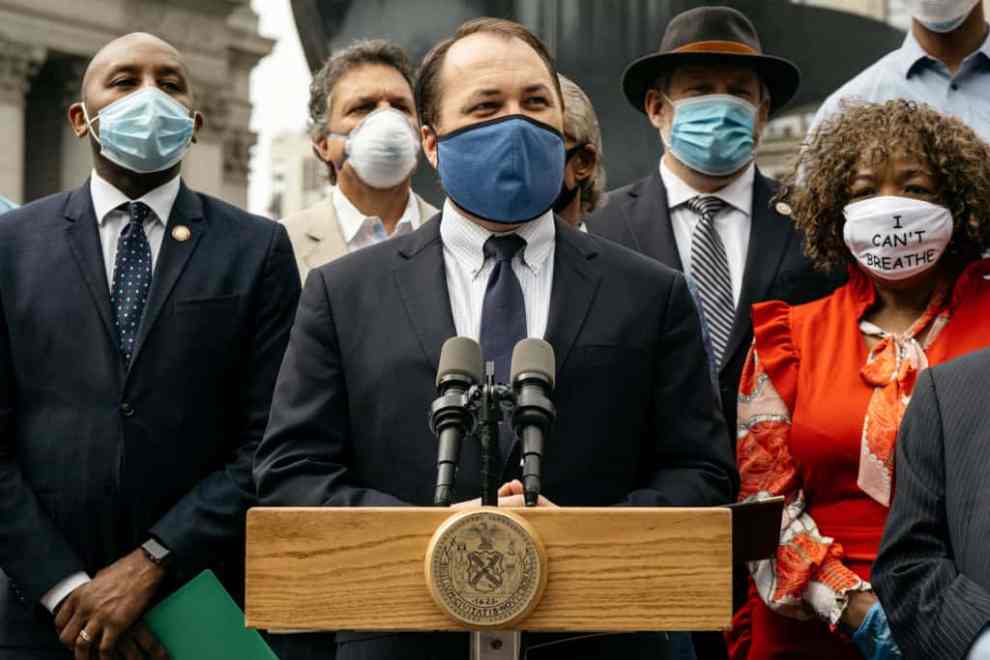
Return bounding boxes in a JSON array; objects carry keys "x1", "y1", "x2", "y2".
[{"x1": 687, "y1": 195, "x2": 735, "y2": 368}]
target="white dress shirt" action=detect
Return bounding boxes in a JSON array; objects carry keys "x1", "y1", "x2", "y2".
[
  {"x1": 660, "y1": 159, "x2": 754, "y2": 306},
  {"x1": 440, "y1": 199, "x2": 555, "y2": 341},
  {"x1": 91, "y1": 170, "x2": 178, "y2": 288},
  {"x1": 39, "y1": 171, "x2": 181, "y2": 614},
  {"x1": 333, "y1": 185, "x2": 421, "y2": 253}
]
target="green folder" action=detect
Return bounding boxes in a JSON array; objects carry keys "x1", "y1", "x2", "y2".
[{"x1": 144, "y1": 570, "x2": 278, "y2": 660}]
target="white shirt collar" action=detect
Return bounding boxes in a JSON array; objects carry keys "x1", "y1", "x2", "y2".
[
  {"x1": 659, "y1": 159, "x2": 756, "y2": 217},
  {"x1": 332, "y1": 185, "x2": 421, "y2": 244},
  {"x1": 440, "y1": 199, "x2": 556, "y2": 279},
  {"x1": 89, "y1": 170, "x2": 180, "y2": 226}
]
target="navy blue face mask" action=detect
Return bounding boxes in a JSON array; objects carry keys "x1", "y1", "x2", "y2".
[{"x1": 435, "y1": 115, "x2": 565, "y2": 224}]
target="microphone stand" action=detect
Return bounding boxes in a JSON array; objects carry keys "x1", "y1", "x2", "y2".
[
  {"x1": 471, "y1": 362, "x2": 523, "y2": 660},
  {"x1": 441, "y1": 362, "x2": 531, "y2": 659},
  {"x1": 477, "y1": 361, "x2": 501, "y2": 506}
]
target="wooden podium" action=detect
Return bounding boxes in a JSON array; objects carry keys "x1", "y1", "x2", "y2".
[{"x1": 245, "y1": 500, "x2": 781, "y2": 659}]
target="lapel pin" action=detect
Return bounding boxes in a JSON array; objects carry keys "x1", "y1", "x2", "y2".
[
  {"x1": 775, "y1": 202, "x2": 793, "y2": 217},
  {"x1": 171, "y1": 225, "x2": 192, "y2": 242}
]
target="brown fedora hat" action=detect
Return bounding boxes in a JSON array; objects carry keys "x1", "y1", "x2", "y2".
[{"x1": 622, "y1": 6, "x2": 800, "y2": 116}]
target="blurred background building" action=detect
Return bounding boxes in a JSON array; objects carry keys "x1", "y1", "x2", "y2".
[
  {"x1": 271, "y1": 0, "x2": 933, "y2": 213},
  {"x1": 0, "y1": 0, "x2": 271, "y2": 207}
]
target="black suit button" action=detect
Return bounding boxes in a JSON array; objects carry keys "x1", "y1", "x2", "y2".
[{"x1": 120, "y1": 402, "x2": 134, "y2": 417}]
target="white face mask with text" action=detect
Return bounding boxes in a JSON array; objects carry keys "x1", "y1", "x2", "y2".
[{"x1": 842, "y1": 196, "x2": 953, "y2": 281}]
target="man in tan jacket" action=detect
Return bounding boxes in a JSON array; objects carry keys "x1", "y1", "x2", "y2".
[{"x1": 284, "y1": 39, "x2": 437, "y2": 281}]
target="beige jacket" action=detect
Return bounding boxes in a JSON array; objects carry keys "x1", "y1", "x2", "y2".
[{"x1": 282, "y1": 191, "x2": 438, "y2": 283}]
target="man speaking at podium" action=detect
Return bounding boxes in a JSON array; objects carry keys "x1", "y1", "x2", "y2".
[{"x1": 255, "y1": 17, "x2": 737, "y2": 660}]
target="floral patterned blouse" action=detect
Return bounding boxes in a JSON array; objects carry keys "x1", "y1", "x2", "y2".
[{"x1": 727, "y1": 259, "x2": 990, "y2": 660}]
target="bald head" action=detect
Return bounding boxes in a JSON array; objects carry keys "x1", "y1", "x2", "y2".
[{"x1": 81, "y1": 32, "x2": 190, "y2": 103}]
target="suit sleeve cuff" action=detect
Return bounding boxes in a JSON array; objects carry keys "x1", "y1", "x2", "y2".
[
  {"x1": 40, "y1": 572, "x2": 91, "y2": 613},
  {"x1": 967, "y1": 626, "x2": 990, "y2": 660}
]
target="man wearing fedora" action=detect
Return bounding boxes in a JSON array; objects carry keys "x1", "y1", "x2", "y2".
[
  {"x1": 586, "y1": 11, "x2": 842, "y2": 655},
  {"x1": 587, "y1": 6, "x2": 840, "y2": 444}
]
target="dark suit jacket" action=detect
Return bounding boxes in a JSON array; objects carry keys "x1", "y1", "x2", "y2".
[
  {"x1": 254, "y1": 215, "x2": 737, "y2": 660},
  {"x1": 0, "y1": 181, "x2": 300, "y2": 652},
  {"x1": 585, "y1": 170, "x2": 843, "y2": 439},
  {"x1": 873, "y1": 349, "x2": 990, "y2": 660}
]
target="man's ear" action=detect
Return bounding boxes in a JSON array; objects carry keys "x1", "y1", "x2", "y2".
[
  {"x1": 313, "y1": 135, "x2": 334, "y2": 164},
  {"x1": 644, "y1": 89, "x2": 668, "y2": 131},
  {"x1": 573, "y1": 145, "x2": 598, "y2": 184},
  {"x1": 421, "y1": 125, "x2": 438, "y2": 170},
  {"x1": 68, "y1": 102, "x2": 90, "y2": 138},
  {"x1": 191, "y1": 111, "x2": 205, "y2": 144},
  {"x1": 312, "y1": 136, "x2": 341, "y2": 183}
]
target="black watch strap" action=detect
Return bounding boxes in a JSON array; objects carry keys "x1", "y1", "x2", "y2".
[{"x1": 141, "y1": 537, "x2": 172, "y2": 567}]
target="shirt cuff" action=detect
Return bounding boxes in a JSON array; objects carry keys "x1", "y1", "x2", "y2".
[
  {"x1": 967, "y1": 626, "x2": 990, "y2": 660},
  {"x1": 40, "y1": 572, "x2": 91, "y2": 613}
]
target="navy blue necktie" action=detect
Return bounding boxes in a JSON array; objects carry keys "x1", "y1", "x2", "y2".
[
  {"x1": 110, "y1": 201, "x2": 153, "y2": 364},
  {"x1": 480, "y1": 234, "x2": 528, "y2": 385},
  {"x1": 480, "y1": 234, "x2": 528, "y2": 464}
]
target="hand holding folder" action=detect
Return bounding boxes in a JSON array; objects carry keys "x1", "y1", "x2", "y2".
[{"x1": 144, "y1": 570, "x2": 277, "y2": 660}]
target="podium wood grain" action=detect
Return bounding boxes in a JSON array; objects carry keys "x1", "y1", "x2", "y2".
[{"x1": 246, "y1": 507, "x2": 732, "y2": 632}]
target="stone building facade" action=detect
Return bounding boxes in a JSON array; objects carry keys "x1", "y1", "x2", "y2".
[{"x1": 0, "y1": 0, "x2": 272, "y2": 207}]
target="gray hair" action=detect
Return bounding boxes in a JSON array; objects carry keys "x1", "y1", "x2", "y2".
[
  {"x1": 308, "y1": 39, "x2": 415, "y2": 143},
  {"x1": 558, "y1": 74, "x2": 606, "y2": 214}
]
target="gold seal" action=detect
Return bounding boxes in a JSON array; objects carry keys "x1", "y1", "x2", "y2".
[
  {"x1": 775, "y1": 202, "x2": 793, "y2": 216},
  {"x1": 171, "y1": 225, "x2": 192, "y2": 242},
  {"x1": 425, "y1": 509, "x2": 547, "y2": 628}
]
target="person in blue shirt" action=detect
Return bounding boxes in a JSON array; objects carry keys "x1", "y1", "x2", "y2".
[
  {"x1": 0, "y1": 196, "x2": 17, "y2": 214},
  {"x1": 810, "y1": 0, "x2": 990, "y2": 142}
]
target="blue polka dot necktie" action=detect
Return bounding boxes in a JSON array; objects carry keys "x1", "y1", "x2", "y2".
[{"x1": 110, "y1": 201, "x2": 153, "y2": 364}]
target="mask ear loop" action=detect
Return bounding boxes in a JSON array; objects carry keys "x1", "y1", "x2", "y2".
[
  {"x1": 426, "y1": 124, "x2": 443, "y2": 169},
  {"x1": 81, "y1": 103, "x2": 102, "y2": 145},
  {"x1": 313, "y1": 131, "x2": 350, "y2": 188},
  {"x1": 658, "y1": 93, "x2": 677, "y2": 151}
]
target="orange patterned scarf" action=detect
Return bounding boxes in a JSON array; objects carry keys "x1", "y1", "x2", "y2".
[{"x1": 858, "y1": 285, "x2": 950, "y2": 506}]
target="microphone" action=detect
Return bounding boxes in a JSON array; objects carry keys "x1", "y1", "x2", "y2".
[
  {"x1": 430, "y1": 337, "x2": 483, "y2": 507},
  {"x1": 510, "y1": 338, "x2": 556, "y2": 507}
]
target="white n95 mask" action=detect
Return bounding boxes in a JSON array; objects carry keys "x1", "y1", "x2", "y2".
[
  {"x1": 902, "y1": 0, "x2": 980, "y2": 31},
  {"x1": 843, "y1": 196, "x2": 953, "y2": 281},
  {"x1": 330, "y1": 107, "x2": 419, "y2": 189}
]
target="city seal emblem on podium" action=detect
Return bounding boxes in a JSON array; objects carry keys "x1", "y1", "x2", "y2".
[{"x1": 426, "y1": 509, "x2": 548, "y2": 627}]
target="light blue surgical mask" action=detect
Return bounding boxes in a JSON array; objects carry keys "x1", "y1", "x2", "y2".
[
  {"x1": 83, "y1": 87, "x2": 196, "y2": 174},
  {"x1": 662, "y1": 94, "x2": 758, "y2": 177},
  {"x1": 435, "y1": 115, "x2": 565, "y2": 224}
]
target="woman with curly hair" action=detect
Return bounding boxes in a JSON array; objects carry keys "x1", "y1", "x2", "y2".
[{"x1": 727, "y1": 99, "x2": 990, "y2": 660}]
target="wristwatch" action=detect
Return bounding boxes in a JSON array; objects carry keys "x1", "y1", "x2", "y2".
[{"x1": 141, "y1": 537, "x2": 173, "y2": 568}]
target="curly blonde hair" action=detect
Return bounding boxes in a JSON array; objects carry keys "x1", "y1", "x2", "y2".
[{"x1": 781, "y1": 99, "x2": 990, "y2": 271}]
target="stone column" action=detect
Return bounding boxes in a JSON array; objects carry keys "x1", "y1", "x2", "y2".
[
  {"x1": 222, "y1": 128, "x2": 253, "y2": 210},
  {"x1": 0, "y1": 39, "x2": 44, "y2": 203}
]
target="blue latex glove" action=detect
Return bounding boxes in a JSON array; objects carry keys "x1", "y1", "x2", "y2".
[{"x1": 852, "y1": 601, "x2": 903, "y2": 660}]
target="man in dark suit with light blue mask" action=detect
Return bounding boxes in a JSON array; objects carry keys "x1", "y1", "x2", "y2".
[
  {"x1": 587, "y1": 6, "x2": 842, "y2": 445},
  {"x1": 0, "y1": 32, "x2": 300, "y2": 659},
  {"x1": 585, "y1": 8, "x2": 844, "y2": 658},
  {"x1": 255, "y1": 16, "x2": 736, "y2": 660}
]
